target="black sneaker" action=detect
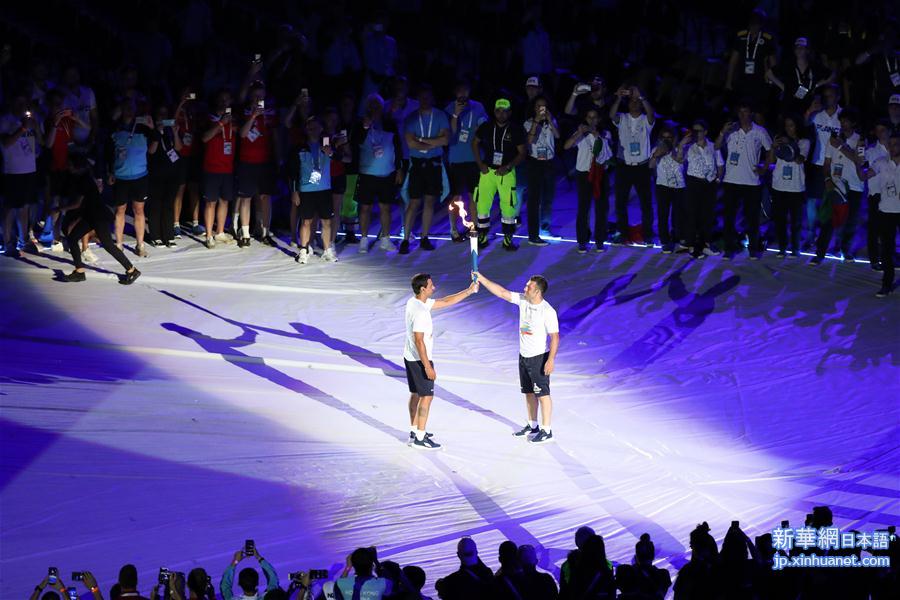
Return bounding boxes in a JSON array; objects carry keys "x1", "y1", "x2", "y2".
[
  {"x1": 875, "y1": 286, "x2": 892, "y2": 298},
  {"x1": 478, "y1": 231, "x2": 489, "y2": 248},
  {"x1": 661, "y1": 243, "x2": 674, "y2": 254},
  {"x1": 399, "y1": 239, "x2": 410, "y2": 254},
  {"x1": 513, "y1": 424, "x2": 540, "y2": 437},
  {"x1": 63, "y1": 270, "x2": 86, "y2": 282},
  {"x1": 809, "y1": 256, "x2": 824, "y2": 266},
  {"x1": 502, "y1": 235, "x2": 518, "y2": 251},
  {"x1": 871, "y1": 261, "x2": 883, "y2": 271},
  {"x1": 241, "y1": 237, "x2": 251, "y2": 248},
  {"x1": 451, "y1": 231, "x2": 466, "y2": 244},
  {"x1": 528, "y1": 237, "x2": 549, "y2": 247},
  {"x1": 344, "y1": 230, "x2": 359, "y2": 244},
  {"x1": 120, "y1": 268, "x2": 141, "y2": 285},
  {"x1": 577, "y1": 244, "x2": 587, "y2": 254},
  {"x1": 412, "y1": 436, "x2": 441, "y2": 450},
  {"x1": 407, "y1": 431, "x2": 434, "y2": 443},
  {"x1": 420, "y1": 236, "x2": 435, "y2": 251},
  {"x1": 529, "y1": 429, "x2": 554, "y2": 444},
  {"x1": 843, "y1": 253, "x2": 856, "y2": 263},
  {"x1": 262, "y1": 234, "x2": 278, "y2": 247}
]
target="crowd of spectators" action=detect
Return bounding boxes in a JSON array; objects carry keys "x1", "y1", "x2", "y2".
[
  {"x1": 1, "y1": 0, "x2": 898, "y2": 295},
  {"x1": 26, "y1": 508, "x2": 899, "y2": 600}
]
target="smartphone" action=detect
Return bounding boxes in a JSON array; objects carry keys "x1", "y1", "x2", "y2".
[
  {"x1": 309, "y1": 569, "x2": 328, "y2": 580},
  {"x1": 322, "y1": 136, "x2": 330, "y2": 146},
  {"x1": 161, "y1": 119, "x2": 176, "y2": 127},
  {"x1": 257, "y1": 99, "x2": 265, "y2": 109},
  {"x1": 340, "y1": 129, "x2": 347, "y2": 138},
  {"x1": 731, "y1": 520, "x2": 740, "y2": 528},
  {"x1": 301, "y1": 88, "x2": 309, "y2": 98},
  {"x1": 71, "y1": 572, "x2": 85, "y2": 582},
  {"x1": 187, "y1": 93, "x2": 197, "y2": 100},
  {"x1": 253, "y1": 53, "x2": 262, "y2": 63},
  {"x1": 289, "y1": 571, "x2": 304, "y2": 582},
  {"x1": 244, "y1": 539, "x2": 255, "y2": 556},
  {"x1": 49, "y1": 567, "x2": 59, "y2": 585},
  {"x1": 67, "y1": 587, "x2": 78, "y2": 600},
  {"x1": 781, "y1": 520, "x2": 789, "y2": 529},
  {"x1": 158, "y1": 568, "x2": 170, "y2": 585},
  {"x1": 225, "y1": 107, "x2": 232, "y2": 115},
  {"x1": 24, "y1": 110, "x2": 32, "y2": 118},
  {"x1": 575, "y1": 84, "x2": 591, "y2": 94}
]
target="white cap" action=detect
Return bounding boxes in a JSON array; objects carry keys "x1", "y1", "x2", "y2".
[
  {"x1": 525, "y1": 76, "x2": 541, "y2": 88},
  {"x1": 890, "y1": 94, "x2": 900, "y2": 106}
]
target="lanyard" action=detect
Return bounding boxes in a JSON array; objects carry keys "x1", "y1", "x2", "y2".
[
  {"x1": 311, "y1": 143, "x2": 321, "y2": 171},
  {"x1": 745, "y1": 32, "x2": 762, "y2": 61},
  {"x1": 493, "y1": 124, "x2": 508, "y2": 154},
  {"x1": 627, "y1": 114, "x2": 643, "y2": 142},
  {"x1": 887, "y1": 55, "x2": 898, "y2": 73},
  {"x1": 418, "y1": 110, "x2": 433, "y2": 138},
  {"x1": 796, "y1": 66, "x2": 813, "y2": 88}
]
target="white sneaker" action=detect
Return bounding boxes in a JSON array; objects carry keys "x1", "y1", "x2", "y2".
[
  {"x1": 206, "y1": 236, "x2": 216, "y2": 249},
  {"x1": 82, "y1": 248, "x2": 99, "y2": 264},
  {"x1": 296, "y1": 247, "x2": 310, "y2": 264},
  {"x1": 379, "y1": 236, "x2": 396, "y2": 251},
  {"x1": 322, "y1": 247, "x2": 338, "y2": 262},
  {"x1": 50, "y1": 240, "x2": 65, "y2": 252},
  {"x1": 137, "y1": 243, "x2": 149, "y2": 258},
  {"x1": 214, "y1": 232, "x2": 235, "y2": 244}
]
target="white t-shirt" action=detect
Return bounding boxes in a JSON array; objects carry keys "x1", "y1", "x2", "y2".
[
  {"x1": 723, "y1": 124, "x2": 772, "y2": 186},
  {"x1": 508, "y1": 292, "x2": 559, "y2": 358},
  {"x1": 825, "y1": 132, "x2": 864, "y2": 193},
  {"x1": 654, "y1": 150, "x2": 685, "y2": 189},
  {"x1": 62, "y1": 85, "x2": 97, "y2": 143},
  {"x1": 772, "y1": 138, "x2": 810, "y2": 193},
  {"x1": 0, "y1": 114, "x2": 39, "y2": 174},
  {"x1": 866, "y1": 142, "x2": 889, "y2": 195},
  {"x1": 403, "y1": 297, "x2": 435, "y2": 362},
  {"x1": 615, "y1": 113, "x2": 653, "y2": 165},
  {"x1": 524, "y1": 118, "x2": 558, "y2": 160},
  {"x1": 574, "y1": 130, "x2": 613, "y2": 172},
  {"x1": 871, "y1": 157, "x2": 900, "y2": 213},
  {"x1": 685, "y1": 142, "x2": 724, "y2": 182},
  {"x1": 810, "y1": 106, "x2": 842, "y2": 166}
]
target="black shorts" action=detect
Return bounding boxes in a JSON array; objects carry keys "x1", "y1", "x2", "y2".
[
  {"x1": 519, "y1": 353, "x2": 551, "y2": 396},
  {"x1": 236, "y1": 161, "x2": 276, "y2": 197},
  {"x1": 113, "y1": 176, "x2": 149, "y2": 205},
  {"x1": 806, "y1": 163, "x2": 825, "y2": 199},
  {"x1": 182, "y1": 153, "x2": 202, "y2": 185},
  {"x1": 299, "y1": 189, "x2": 334, "y2": 220},
  {"x1": 449, "y1": 162, "x2": 480, "y2": 197},
  {"x1": 203, "y1": 171, "x2": 234, "y2": 203},
  {"x1": 405, "y1": 359, "x2": 435, "y2": 396},
  {"x1": 2, "y1": 172, "x2": 39, "y2": 208},
  {"x1": 331, "y1": 174, "x2": 347, "y2": 194},
  {"x1": 356, "y1": 173, "x2": 399, "y2": 205},
  {"x1": 408, "y1": 157, "x2": 443, "y2": 198}
]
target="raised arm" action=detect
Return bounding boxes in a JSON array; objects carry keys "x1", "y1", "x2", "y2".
[
  {"x1": 474, "y1": 271, "x2": 512, "y2": 302},
  {"x1": 433, "y1": 280, "x2": 479, "y2": 310}
]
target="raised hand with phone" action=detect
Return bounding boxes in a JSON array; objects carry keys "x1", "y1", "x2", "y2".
[{"x1": 222, "y1": 540, "x2": 280, "y2": 600}]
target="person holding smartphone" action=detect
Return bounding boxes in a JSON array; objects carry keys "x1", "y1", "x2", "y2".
[
  {"x1": 684, "y1": 119, "x2": 726, "y2": 258},
  {"x1": 43, "y1": 89, "x2": 89, "y2": 251},
  {"x1": 649, "y1": 125, "x2": 686, "y2": 253},
  {"x1": 564, "y1": 108, "x2": 613, "y2": 253},
  {"x1": 200, "y1": 90, "x2": 237, "y2": 248},
  {"x1": 1, "y1": 95, "x2": 42, "y2": 256},
  {"x1": 147, "y1": 104, "x2": 183, "y2": 247},
  {"x1": 292, "y1": 116, "x2": 338, "y2": 264},
  {"x1": 768, "y1": 115, "x2": 810, "y2": 258},
  {"x1": 221, "y1": 544, "x2": 279, "y2": 600},
  {"x1": 173, "y1": 87, "x2": 204, "y2": 238},
  {"x1": 236, "y1": 81, "x2": 280, "y2": 247},
  {"x1": 524, "y1": 96, "x2": 560, "y2": 245},
  {"x1": 445, "y1": 80, "x2": 488, "y2": 242}
]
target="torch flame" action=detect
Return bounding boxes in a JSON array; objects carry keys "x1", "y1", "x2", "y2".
[{"x1": 451, "y1": 199, "x2": 474, "y2": 231}]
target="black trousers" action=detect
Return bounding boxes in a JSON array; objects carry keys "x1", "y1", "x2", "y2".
[
  {"x1": 879, "y1": 211, "x2": 900, "y2": 290},
  {"x1": 723, "y1": 183, "x2": 763, "y2": 253},
  {"x1": 815, "y1": 190, "x2": 862, "y2": 258},
  {"x1": 684, "y1": 176, "x2": 717, "y2": 250},
  {"x1": 148, "y1": 172, "x2": 179, "y2": 243},
  {"x1": 771, "y1": 189, "x2": 804, "y2": 253},
  {"x1": 65, "y1": 214, "x2": 133, "y2": 271},
  {"x1": 867, "y1": 194, "x2": 882, "y2": 265},
  {"x1": 614, "y1": 163, "x2": 653, "y2": 239},
  {"x1": 655, "y1": 184, "x2": 684, "y2": 245},
  {"x1": 526, "y1": 158, "x2": 555, "y2": 238},
  {"x1": 575, "y1": 170, "x2": 609, "y2": 245}
]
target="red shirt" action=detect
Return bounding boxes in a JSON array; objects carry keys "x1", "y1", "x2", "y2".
[
  {"x1": 238, "y1": 109, "x2": 278, "y2": 164},
  {"x1": 203, "y1": 117, "x2": 235, "y2": 174},
  {"x1": 47, "y1": 116, "x2": 74, "y2": 172},
  {"x1": 176, "y1": 111, "x2": 196, "y2": 157}
]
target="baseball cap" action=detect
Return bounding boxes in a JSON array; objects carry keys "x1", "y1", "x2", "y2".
[
  {"x1": 889, "y1": 94, "x2": 900, "y2": 106},
  {"x1": 794, "y1": 37, "x2": 808, "y2": 47},
  {"x1": 495, "y1": 98, "x2": 511, "y2": 110},
  {"x1": 525, "y1": 76, "x2": 541, "y2": 88}
]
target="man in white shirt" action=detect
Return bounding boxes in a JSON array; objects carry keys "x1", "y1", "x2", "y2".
[
  {"x1": 60, "y1": 65, "x2": 98, "y2": 148},
  {"x1": 716, "y1": 99, "x2": 772, "y2": 259},
  {"x1": 404, "y1": 273, "x2": 479, "y2": 450},
  {"x1": 865, "y1": 119, "x2": 891, "y2": 270},
  {"x1": 474, "y1": 271, "x2": 560, "y2": 444},
  {"x1": 1, "y1": 95, "x2": 42, "y2": 255},
  {"x1": 867, "y1": 132, "x2": 900, "y2": 297},
  {"x1": 609, "y1": 85, "x2": 656, "y2": 245},
  {"x1": 804, "y1": 84, "x2": 842, "y2": 248}
]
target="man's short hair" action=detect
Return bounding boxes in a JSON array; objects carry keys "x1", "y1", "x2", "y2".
[
  {"x1": 735, "y1": 97, "x2": 754, "y2": 112},
  {"x1": 823, "y1": 82, "x2": 840, "y2": 96},
  {"x1": 41, "y1": 593, "x2": 61, "y2": 600},
  {"x1": 238, "y1": 567, "x2": 259, "y2": 594},
  {"x1": 187, "y1": 568, "x2": 208, "y2": 596},
  {"x1": 402, "y1": 565, "x2": 426, "y2": 590},
  {"x1": 529, "y1": 275, "x2": 548, "y2": 295},
  {"x1": 118, "y1": 564, "x2": 138, "y2": 589},
  {"x1": 350, "y1": 547, "x2": 375, "y2": 575},
  {"x1": 411, "y1": 273, "x2": 431, "y2": 295}
]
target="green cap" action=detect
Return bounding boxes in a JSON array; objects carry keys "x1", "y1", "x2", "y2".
[{"x1": 494, "y1": 98, "x2": 511, "y2": 110}]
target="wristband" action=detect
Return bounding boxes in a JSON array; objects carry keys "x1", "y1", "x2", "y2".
[{"x1": 36, "y1": 586, "x2": 44, "y2": 593}]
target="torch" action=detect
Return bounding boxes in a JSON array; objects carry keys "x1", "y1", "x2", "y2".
[{"x1": 451, "y1": 199, "x2": 478, "y2": 282}]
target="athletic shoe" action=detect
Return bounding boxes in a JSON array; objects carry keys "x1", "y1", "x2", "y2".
[
  {"x1": 702, "y1": 245, "x2": 721, "y2": 257},
  {"x1": 296, "y1": 247, "x2": 310, "y2": 265},
  {"x1": 661, "y1": 243, "x2": 674, "y2": 254},
  {"x1": 136, "y1": 243, "x2": 149, "y2": 258},
  {"x1": 843, "y1": 253, "x2": 855, "y2": 263},
  {"x1": 399, "y1": 239, "x2": 410, "y2": 254},
  {"x1": 358, "y1": 240, "x2": 369, "y2": 253},
  {"x1": 82, "y1": 248, "x2": 99, "y2": 264},
  {"x1": 344, "y1": 231, "x2": 359, "y2": 244},
  {"x1": 478, "y1": 231, "x2": 489, "y2": 248},
  {"x1": 692, "y1": 248, "x2": 706, "y2": 259},
  {"x1": 577, "y1": 244, "x2": 587, "y2": 254},
  {"x1": 722, "y1": 251, "x2": 734, "y2": 261},
  {"x1": 674, "y1": 242, "x2": 690, "y2": 253},
  {"x1": 3, "y1": 247, "x2": 20, "y2": 258},
  {"x1": 502, "y1": 235, "x2": 518, "y2": 251},
  {"x1": 262, "y1": 234, "x2": 278, "y2": 247},
  {"x1": 205, "y1": 236, "x2": 216, "y2": 249},
  {"x1": 173, "y1": 224, "x2": 182, "y2": 239},
  {"x1": 749, "y1": 251, "x2": 761, "y2": 261},
  {"x1": 420, "y1": 236, "x2": 435, "y2": 251},
  {"x1": 47, "y1": 240, "x2": 64, "y2": 253},
  {"x1": 322, "y1": 247, "x2": 338, "y2": 262},
  {"x1": 594, "y1": 243, "x2": 607, "y2": 253},
  {"x1": 450, "y1": 231, "x2": 466, "y2": 243},
  {"x1": 610, "y1": 232, "x2": 626, "y2": 246},
  {"x1": 529, "y1": 429, "x2": 554, "y2": 444},
  {"x1": 412, "y1": 436, "x2": 441, "y2": 450},
  {"x1": 789, "y1": 250, "x2": 800, "y2": 259},
  {"x1": 152, "y1": 239, "x2": 164, "y2": 247},
  {"x1": 407, "y1": 432, "x2": 434, "y2": 444},
  {"x1": 809, "y1": 256, "x2": 823, "y2": 265},
  {"x1": 528, "y1": 237, "x2": 549, "y2": 247},
  {"x1": 875, "y1": 286, "x2": 892, "y2": 298},
  {"x1": 120, "y1": 268, "x2": 141, "y2": 285},
  {"x1": 775, "y1": 251, "x2": 787, "y2": 259},
  {"x1": 192, "y1": 224, "x2": 206, "y2": 235},
  {"x1": 379, "y1": 236, "x2": 396, "y2": 252},
  {"x1": 214, "y1": 232, "x2": 235, "y2": 244},
  {"x1": 63, "y1": 270, "x2": 86, "y2": 282},
  {"x1": 513, "y1": 424, "x2": 539, "y2": 437}
]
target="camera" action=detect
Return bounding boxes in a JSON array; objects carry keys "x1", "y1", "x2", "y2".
[
  {"x1": 158, "y1": 568, "x2": 170, "y2": 585},
  {"x1": 244, "y1": 539, "x2": 255, "y2": 556},
  {"x1": 71, "y1": 572, "x2": 85, "y2": 582},
  {"x1": 48, "y1": 567, "x2": 59, "y2": 585},
  {"x1": 67, "y1": 587, "x2": 78, "y2": 600}
]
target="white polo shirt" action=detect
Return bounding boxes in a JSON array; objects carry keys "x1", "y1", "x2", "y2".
[
  {"x1": 508, "y1": 292, "x2": 559, "y2": 358},
  {"x1": 403, "y1": 297, "x2": 435, "y2": 362},
  {"x1": 615, "y1": 113, "x2": 653, "y2": 165},
  {"x1": 574, "y1": 131, "x2": 613, "y2": 172},
  {"x1": 655, "y1": 150, "x2": 685, "y2": 189},
  {"x1": 810, "y1": 106, "x2": 842, "y2": 166},
  {"x1": 685, "y1": 142, "x2": 724, "y2": 182},
  {"x1": 524, "y1": 117, "x2": 558, "y2": 160},
  {"x1": 865, "y1": 142, "x2": 889, "y2": 195},
  {"x1": 62, "y1": 85, "x2": 97, "y2": 144},
  {"x1": 825, "y1": 133, "x2": 864, "y2": 193},
  {"x1": 772, "y1": 138, "x2": 810, "y2": 193},
  {"x1": 723, "y1": 124, "x2": 772, "y2": 186},
  {"x1": 871, "y1": 157, "x2": 900, "y2": 213}
]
